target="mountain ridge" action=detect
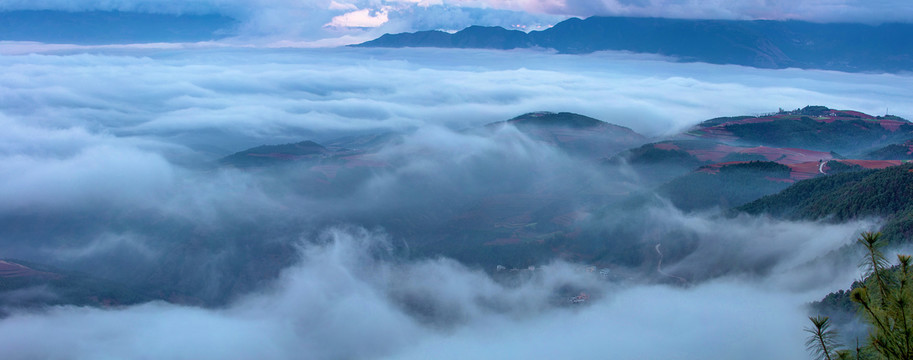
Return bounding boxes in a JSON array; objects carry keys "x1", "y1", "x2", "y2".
[{"x1": 355, "y1": 16, "x2": 913, "y2": 73}]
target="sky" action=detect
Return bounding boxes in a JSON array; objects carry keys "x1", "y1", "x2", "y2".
[{"x1": 1, "y1": 0, "x2": 912, "y2": 46}]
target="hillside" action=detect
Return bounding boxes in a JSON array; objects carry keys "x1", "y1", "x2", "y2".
[
  {"x1": 488, "y1": 112, "x2": 648, "y2": 159},
  {"x1": 737, "y1": 162, "x2": 913, "y2": 242},
  {"x1": 865, "y1": 139, "x2": 913, "y2": 160},
  {"x1": 357, "y1": 25, "x2": 532, "y2": 50},
  {"x1": 0, "y1": 259, "x2": 155, "y2": 312},
  {"x1": 14, "y1": 107, "x2": 906, "y2": 310},
  {"x1": 219, "y1": 140, "x2": 330, "y2": 168},
  {"x1": 610, "y1": 106, "x2": 911, "y2": 211},
  {"x1": 609, "y1": 138, "x2": 837, "y2": 185},
  {"x1": 685, "y1": 106, "x2": 913, "y2": 153},
  {"x1": 355, "y1": 17, "x2": 913, "y2": 73},
  {"x1": 656, "y1": 159, "x2": 906, "y2": 211},
  {"x1": 657, "y1": 161, "x2": 793, "y2": 211},
  {"x1": 221, "y1": 112, "x2": 647, "y2": 169},
  {"x1": 210, "y1": 111, "x2": 653, "y2": 270}
]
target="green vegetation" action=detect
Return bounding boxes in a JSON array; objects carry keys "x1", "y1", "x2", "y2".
[
  {"x1": 799, "y1": 105, "x2": 832, "y2": 116},
  {"x1": 866, "y1": 141, "x2": 913, "y2": 161},
  {"x1": 658, "y1": 161, "x2": 792, "y2": 211},
  {"x1": 807, "y1": 232, "x2": 913, "y2": 360},
  {"x1": 506, "y1": 112, "x2": 609, "y2": 129},
  {"x1": 0, "y1": 259, "x2": 154, "y2": 308},
  {"x1": 692, "y1": 107, "x2": 913, "y2": 153},
  {"x1": 827, "y1": 161, "x2": 866, "y2": 175},
  {"x1": 724, "y1": 117, "x2": 913, "y2": 152},
  {"x1": 219, "y1": 140, "x2": 327, "y2": 168},
  {"x1": 698, "y1": 115, "x2": 755, "y2": 127},
  {"x1": 806, "y1": 315, "x2": 845, "y2": 360},
  {"x1": 739, "y1": 163, "x2": 913, "y2": 243}
]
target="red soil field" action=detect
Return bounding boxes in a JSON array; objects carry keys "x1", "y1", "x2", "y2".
[
  {"x1": 685, "y1": 144, "x2": 831, "y2": 164},
  {"x1": 691, "y1": 110, "x2": 905, "y2": 139},
  {"x1": 788, "y1": 162, "x2": 822, "y2": 180},
  {"x1": 878, "y1": 119, "x2": 906, "y2": 131},
  {"x1": 837, "y1": 110, "x2": 875, "y2": 119},
  {"x1": 0, "y1": 260, "x2": 59, "y2": 279}
]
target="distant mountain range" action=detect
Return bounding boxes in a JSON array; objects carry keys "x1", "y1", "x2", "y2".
[{"x1": 355, "y1": 16, "x2": 913, "y2": 73}]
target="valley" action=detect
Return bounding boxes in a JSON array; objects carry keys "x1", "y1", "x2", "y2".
[{"x1": 8, "y1": 106, "x2": 909, "y2": 311}]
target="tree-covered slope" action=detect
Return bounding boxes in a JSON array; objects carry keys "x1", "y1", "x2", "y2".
[
  {"x1": 738, "y1": 163, "x2": 913, "y2": 242},
  {"x1": 657, "y1": 161, "x2": 793, "y2": 211},
  {"x1": 865, "y1": 139, "x2": 913, "y2": 160}
]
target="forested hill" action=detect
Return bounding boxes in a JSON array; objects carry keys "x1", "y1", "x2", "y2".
[
  {"x1": 737, "y1": 162, "x2": 913, "y2": 242},
  {"x1": 355, "y1": 16, "x2": 913, "y2": 73}
]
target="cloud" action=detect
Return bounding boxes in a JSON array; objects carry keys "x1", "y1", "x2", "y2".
[
  {"x1": 329, "y1": 1, "x2": 359, "y2": 11},
  {"x1": 326, "y1": 8, "x2": 391, "y2": 28},
  {"x1": 0, "y1": 145, "x2": 175, "y2": 212},
  {"x1": 2, "y1": 48, "x2": 910, "y2": 148},
  {"x1": 0, "y1": 224, "x2": 866, "y2": 359},
  {"x1": 0, "y1": 46, "x2": 907, "y2": 357}
]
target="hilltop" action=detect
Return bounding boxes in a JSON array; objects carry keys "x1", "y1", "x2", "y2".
[
  {"x1": 684, "y1": 106, "x2": 913, "y2": 153},
  {"x1": 219, "y1": 140, "x2": 330, "y2": 168},
  {"x1": 611, "y1": 106, "x2": 913, "y2": 210},
  {"x1": 487, "y1": 112, "x2": 647, "y2": 159}
]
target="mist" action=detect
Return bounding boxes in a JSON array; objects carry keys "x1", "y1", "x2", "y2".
[
  {"x1": 1, "y1": 46, "x2": 910, "y2": 358},
  {"x1": 2, "y1": 48, "x2": 910, "y2": 146},
  {"x1": 0, "y1": 223, "x2": 870, "y2": 359}
]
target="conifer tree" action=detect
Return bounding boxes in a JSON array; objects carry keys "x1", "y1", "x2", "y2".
[{"x1": 808, "y1": 232, "x2": 913, "y2": 360}]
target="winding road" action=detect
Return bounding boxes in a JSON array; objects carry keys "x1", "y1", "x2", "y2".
[
  {"x1": 654, "y1": 243, "x2": 689, "y2": 284},
  {"x1": 819, "y1": 160, "x2": 828, "y2": 174}
]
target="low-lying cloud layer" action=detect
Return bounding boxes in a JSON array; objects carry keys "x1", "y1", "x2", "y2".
[
  {"x1": 0, "y1": 223, "x2": 869, "y2": 359},
  {"x1": 0, "y1": 47, "x2": 908, "y2": 358},
  {"x1": 2, "y1": 48, "x2": 910, "y2": 149}
]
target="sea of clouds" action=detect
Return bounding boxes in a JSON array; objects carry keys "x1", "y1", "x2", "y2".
[{"x1": 0, "y1": 47, "x2": 910, "y2": 358}]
